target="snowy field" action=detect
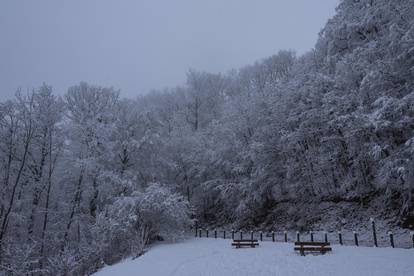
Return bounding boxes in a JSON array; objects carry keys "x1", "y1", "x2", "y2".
[{"x1": 94, "y1": 238, "x2": 414, "y2": 276}]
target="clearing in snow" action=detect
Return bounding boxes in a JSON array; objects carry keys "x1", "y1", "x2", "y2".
[{"x1": 94, "y1": 238, "x2": 414, "y2": 276}]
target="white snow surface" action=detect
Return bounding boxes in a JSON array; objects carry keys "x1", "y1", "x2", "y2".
[{"x1": 94, "y1": 238, "x2": 414, "y2": 276}]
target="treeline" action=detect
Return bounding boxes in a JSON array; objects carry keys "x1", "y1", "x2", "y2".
[
  {"x1": 1, "y1": 0, "x2": 414, "y2": 274},
  {"x1": 0, "y1": 85, "x2": 193, "y2": 275}
]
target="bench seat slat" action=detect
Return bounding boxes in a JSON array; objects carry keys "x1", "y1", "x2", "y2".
[
  {"x1": 232, "y1": 239, "x2": 258, "y2": 242},
  {"x1": 294, "y1": 242, "x2": 330, "y2": 246},
  {"x1": 294, "y1": 247, "x2": 332, "y2": 251}
]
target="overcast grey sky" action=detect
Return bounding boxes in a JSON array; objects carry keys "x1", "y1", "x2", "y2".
[{"x1": 0, "y1": 0, "x2": 338, "y2": 99}]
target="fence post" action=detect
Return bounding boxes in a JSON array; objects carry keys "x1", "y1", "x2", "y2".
[
  {"x1": 272, "y1": 231, "x2": 275, "y2": 242},
  {"x1": 296, "y1": 231, "x2": 300, "y2": 242},
  {"x1": 284, "y1": 231, "x2": 288, "y2": 242},
  {"x1": 240, "y1": 230, "x2": 243, "y2": 240},
  {"x1": 260, "y1": 231, "x2": 263, "y2": 241},
  {"x1": 338, "y1": 231, "x2": 343, "y2": 245},
  {"x1": 372, "y1": 219, "x2": 378, "y2": 247},
  {"x1": 206, "y1": 229, "x2": 209, "y2": 238},
  {"x1": 232, "y1": 229, "x2": 234, "y2": 240},
  {"x1": 354, "y1": 231, "x2": 359, "y2": 247},
  {"x1": 411, "y1": 232, "x2": 414, "y2": 248},
  {"x1": 214, "y1": 229, "x2": 217, "y2": 239},
  {"x1": 370, "y1": 218, "x2": 378, "y2": 247},
  {"x1": 310, "y1": 231, "x2": 314, "y2": 242},
  {"x1": 324, "y1": 231, "x2": 328, "y2": 243},
  {"x1": 251, "y1": 231, "x2": 254, "y2": 240},
  {"x1": 389, "y1": 231, "x2": 394, "y2": 248},
  {"x1": 223, "y1": 230, "x2": 226, "y2": 239}
]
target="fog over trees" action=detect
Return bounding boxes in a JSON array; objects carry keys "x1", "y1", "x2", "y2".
[{"x1": 1, "y1": 0, "x2": 414, "y2": 275}]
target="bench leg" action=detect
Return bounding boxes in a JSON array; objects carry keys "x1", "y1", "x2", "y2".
[{"x1": 300, "y1": 246, "x2": 305, "y2": 256}]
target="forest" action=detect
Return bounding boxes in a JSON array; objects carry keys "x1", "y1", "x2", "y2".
[{"x1": 1, "y1": 0, "x2": 414, "y2": 275}]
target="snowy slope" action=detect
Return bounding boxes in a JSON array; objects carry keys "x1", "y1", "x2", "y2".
[{"x1": 94, "y1": 238, "x2": 414, "y2": 276}]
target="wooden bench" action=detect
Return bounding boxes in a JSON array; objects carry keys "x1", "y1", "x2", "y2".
[
  {"x1": 232, "y1": 239, "x2": 259, "y2": 248},
  {"x1": 294, "y1": 242, "x2": 332, "y2": 256}
]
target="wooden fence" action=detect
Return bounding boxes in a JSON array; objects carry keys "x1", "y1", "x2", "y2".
[{"x1": 194, "y1": 219, "x2": 414, "y2": 249}]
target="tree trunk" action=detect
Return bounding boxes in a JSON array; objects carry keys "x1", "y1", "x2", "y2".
[
  {"x1": 89, "y1": 175, "x2": 99, "y2": 218},
  {"x1": 27, "y1": 137, "x2": 48, "y2": 238},
  {"x1": 61, "y1": 167, "x2": 84, "y2": 252},
  {"x1": 0, "y1": 120, "x2": 33, "y2": 254},
  {"x1": 40, "y1": 130, "x2": 60, "y2": 268}
]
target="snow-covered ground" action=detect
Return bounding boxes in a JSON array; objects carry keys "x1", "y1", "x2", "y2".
[{"x1": 94, "y1": 238, "x2": 414, "y2": 276}]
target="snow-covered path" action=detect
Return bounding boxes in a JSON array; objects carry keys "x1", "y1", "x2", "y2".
[{"x1": 94, "y1": 238, "x2": 414, "y2": 276}]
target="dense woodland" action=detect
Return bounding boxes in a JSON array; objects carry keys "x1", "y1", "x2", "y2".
[{"x1": 1, "y1": 0, "x2": 414, "y2": 274}]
